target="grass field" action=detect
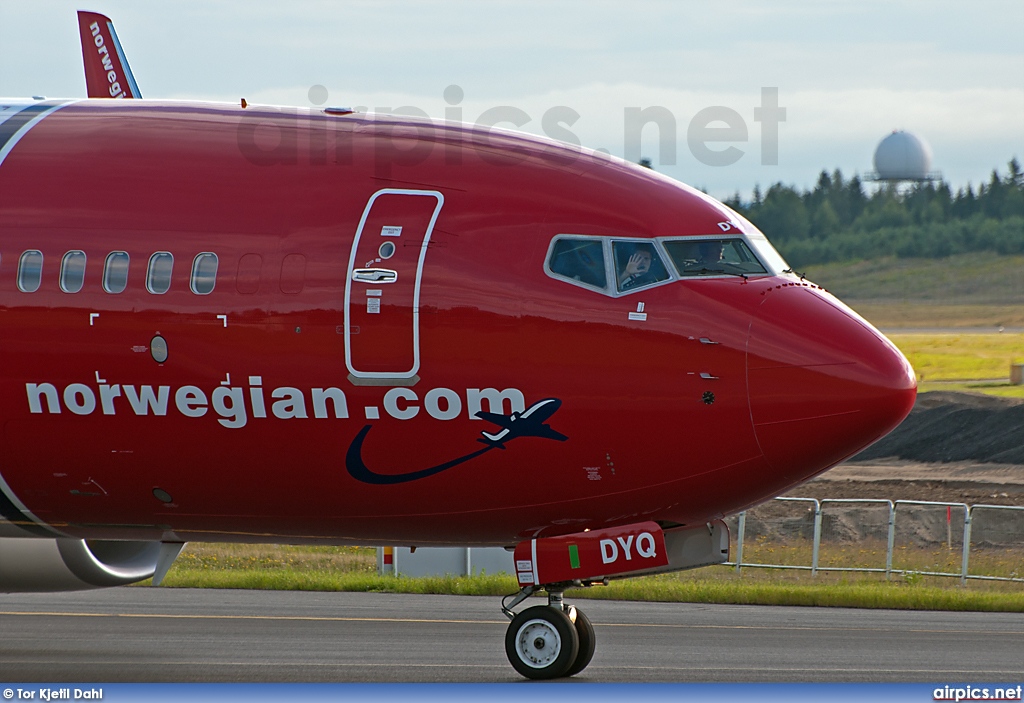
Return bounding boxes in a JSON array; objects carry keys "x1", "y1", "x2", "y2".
[
  {"x1": 885, "y1": 332, "x2": 1024, "y2": 397},
  {"x1": 153, "y1": 543, "x2": 1024, "y2": 613},
  {"x1": 804, "y1": 253, "x2": 1024, "y2": 307},
  {"x1": 855, "y1": 303, "x2": 1024, "y2": 329},
  {"x1": 804, "y1": 253, "x2": 1024, "y2": 329}
]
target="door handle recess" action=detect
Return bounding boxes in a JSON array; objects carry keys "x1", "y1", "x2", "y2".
[{"x1": 352, "y1": 268, "x2": 398, "y2": 283}]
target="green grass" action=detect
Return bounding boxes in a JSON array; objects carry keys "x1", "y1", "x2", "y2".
[
  {"x1": 171, "y1": 543, "x2": 378, "y2": 574},
  {"x1": 733, "y1": 538, "x2": 1022, "y2": 581},
  {"x1": 159, "y1": 569, "x2": 516, "y2": 595},
  {"x1": 917, "y1": 382, "x2": 1024, "y2": 398},
  {"x1": 853, "y1": 303, "x2": 1024, "y2": 329},
  {"x1": 799, "y1": 253, "x2": 1024, "y2": 329},
  {"x1": 150, "y1": 544, "x2": 1024, "y2": 613},
  {"x1": 859, "y1": 332, "x2": 1024, "y2": 397},
  {"x1": 888, "y1": 333, "x2": 1024, "y2": 382},
  {"x1": 154, "y1": 568, "x2": 1024, "y2": 613},
  {"x1": 580, "y1": 575, "x2": 1024, "y2": 612},
  {"x1": 804, "y1": 253, "x2": 1024, "y2": 306}
]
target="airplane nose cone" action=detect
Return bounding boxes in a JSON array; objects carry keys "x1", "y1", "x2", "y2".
[{"x1": 747, "y1": 284, "x2": 916, "y2": 481}]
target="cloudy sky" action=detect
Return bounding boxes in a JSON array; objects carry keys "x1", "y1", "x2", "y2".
[{"x1": 2, "y1": 0, "x2": 1021, "y2": 199}]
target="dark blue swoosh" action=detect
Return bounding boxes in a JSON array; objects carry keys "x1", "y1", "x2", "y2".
[{"x1": 345, "y1": 424, "x2": 494, "y2": 485}]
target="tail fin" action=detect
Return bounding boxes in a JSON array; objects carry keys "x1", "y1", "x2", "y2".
[{"x1": 77, "y1": 11, "x2": 142, "y2": 99}]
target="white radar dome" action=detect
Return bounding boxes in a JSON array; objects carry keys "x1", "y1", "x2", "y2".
[{"x1": 873, "y1": 131, "x2": 933, "y2": 181}]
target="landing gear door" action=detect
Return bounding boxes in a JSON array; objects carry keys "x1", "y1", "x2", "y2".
[{"x1": 345, "y1": 189, "x2": 444, "y2": 383}]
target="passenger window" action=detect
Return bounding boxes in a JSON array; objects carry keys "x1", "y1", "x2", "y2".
[
  {"x1": 547, "y1": 237, "x2": 607, "y2": 290},
  {"x1": 280, "y1": 253, "x2": 306, "y2": 295},
  {"x1": 103, "y1": 251, "x2": 130, "y2": 293},
  {"x1": 60, "y1": 250, "x2": 87, "y2": 293},
  {"x1": 147, "y1": 252, "x2": 174, "y2": 294},
  {"x1": 613, "y1": 241, "x2": 670, "y2": 292},
  {"x1": 236, "y1": 253, "x2": 262, "y2": 295},
  {"x1": 190, "y1": 253, "x2": 219, "y2": 295},
  {"x1": 663, "y1": 238, "x2": 768, "y2": 277},
  {"x1": 18, "y1": 250, "x2": 43, "y2": 293}
]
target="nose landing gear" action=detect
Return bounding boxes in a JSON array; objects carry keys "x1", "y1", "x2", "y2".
[
  {"x1": 500, "y1": 520, "x2": 729, "y2": 678},
  {"x1": 502, "y1": 585, "x2": 596, "y2": 679}
]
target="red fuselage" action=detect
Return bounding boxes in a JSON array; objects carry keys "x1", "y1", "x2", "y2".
[{"x1": 0, "y1": 99, "x2": 916, "y2": 547}]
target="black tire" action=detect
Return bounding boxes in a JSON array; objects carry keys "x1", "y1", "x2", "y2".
[
  {"x1": 563, "y1": 607, "x2": 596, "y2": 677},
  {"x1": 505, "y1": 605, "x2": 580, "y2": 680}
]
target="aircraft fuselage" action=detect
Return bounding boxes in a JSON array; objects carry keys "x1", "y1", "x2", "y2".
[{"x1": 0, "y1": 99, "x2": 916, "y2": 547}]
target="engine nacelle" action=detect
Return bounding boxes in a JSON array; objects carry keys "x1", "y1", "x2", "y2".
[{"x1": 0, "y1": 537, "x2": 161, "y2": 592}]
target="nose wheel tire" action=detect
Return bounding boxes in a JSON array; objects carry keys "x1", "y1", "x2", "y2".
[
  {"x1": 563, "y1": 606, "x2": 596, "y2": 677},
  {"x1": 504, "y1": 605, "x2": 579, "y2": 679}
]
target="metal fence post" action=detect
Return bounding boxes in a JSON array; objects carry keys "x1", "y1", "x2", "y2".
[
  {"x1": 726, "y1": 499, "x2": 1021, "y2": 583},
  {"x1": 735, "y1": 511, "x2": 746, "y2": 573},
  {"x1": 886, "y1": 501, "x2": 895, "y2": 580},
  {"x1": 811, "y1": 502, "x2": 822, "y2": 576},
  {"x1": 961, "y1": 507, "x2": 973, "y2": 586}
]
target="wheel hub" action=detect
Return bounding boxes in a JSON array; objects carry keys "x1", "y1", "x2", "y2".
[{"x1": 516, "y1": 619, "x2": 561, "y2": 667}]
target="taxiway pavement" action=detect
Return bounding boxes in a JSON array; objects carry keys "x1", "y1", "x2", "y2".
[{"x1": 1, "y1": 589, "x2": 1021, "y2": 682}]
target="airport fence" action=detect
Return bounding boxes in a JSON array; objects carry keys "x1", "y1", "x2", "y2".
[{"x1": 724, "y1": 498, "x2": 1024, "y2": 584}]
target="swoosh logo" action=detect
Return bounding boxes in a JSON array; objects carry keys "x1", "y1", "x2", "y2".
[
  {"x1": 345, "y1": 424, "x2": 495, "y2": 485},
  {"x1": 345, "y1": 397, "x2": 568, "y2": 485}
]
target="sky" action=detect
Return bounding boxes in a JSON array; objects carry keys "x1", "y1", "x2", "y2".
[{"x1": 2, "y1": 0, "x2": 1022, "y2": 200}]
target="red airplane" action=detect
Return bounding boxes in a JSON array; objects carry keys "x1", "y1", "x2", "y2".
[{"x1": 0, "y1": 14, "x2": 916, "y2": 680}]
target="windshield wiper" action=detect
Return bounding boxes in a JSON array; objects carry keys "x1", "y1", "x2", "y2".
[
  {"x1": 782, "y1": 267, "x2": 806, "y2": 280},
  {"x1": 694, "y1": 267, "x2": 748, "y2": 280}
]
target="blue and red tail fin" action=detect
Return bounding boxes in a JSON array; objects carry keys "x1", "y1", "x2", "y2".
[{"x1": 77, "y1": 11, "x2": 142, "y2": 99}]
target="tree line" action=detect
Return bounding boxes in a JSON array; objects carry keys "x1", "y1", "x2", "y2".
[{"x1": 721, "y1": 158, "x2": 1024, "y2": 267}]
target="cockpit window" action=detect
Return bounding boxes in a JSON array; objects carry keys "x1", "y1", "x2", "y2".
[
  {"x1": 547, "y1": 237, "x2": 607, "y2": 290},
  {"x1": 663, "y1": 238, "x2": 768, "y2": 277},
  {"x1": 613, "y1": 240, "x2": 670, "y2": 292},
  {"x1": 546, "y1": 234, "x2": 770, "y2": 297}
]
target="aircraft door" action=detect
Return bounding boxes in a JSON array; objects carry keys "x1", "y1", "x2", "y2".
[{"x1": 345, "y1": 189, "x2": 444, "y2": 382}]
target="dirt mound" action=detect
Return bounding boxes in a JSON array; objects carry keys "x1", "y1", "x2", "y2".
[
  {"x1": 854, "y1": 391, "x2": 1024, "y2": 464},
  {"x1": 795, "y1": 474, "x2": 1021, "y2": 505}
]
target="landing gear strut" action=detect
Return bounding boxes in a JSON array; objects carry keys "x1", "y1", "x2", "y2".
[
  {"x1": 499, "y1": 520, "x2": 729, "y2": 677},
  {"x1": 502, "y1": 585, "x2": 596, "y2": 679}
]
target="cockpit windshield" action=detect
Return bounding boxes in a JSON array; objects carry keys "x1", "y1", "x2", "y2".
[
  {"x1": 662, "y1": 238, "x2": 768, "y2": 277},
  {"x1": 545, "y1": 234, "x2": 774, "y2": 296},
  {"x1": 612, "y1": 240, "x2": 671, "y2": 292},
  {"x1": 547, "y1": 237, "x2": 607, "y2": 289}
]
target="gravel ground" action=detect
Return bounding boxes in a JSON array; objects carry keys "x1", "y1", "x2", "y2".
[{"x1": 856, "y1": 391, "x2": 1024, "y2": 464}]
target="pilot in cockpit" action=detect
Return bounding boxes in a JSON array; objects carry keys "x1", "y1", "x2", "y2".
[
  {"x1": 617, "y1": 249, "x2": 653, "y2": 290},
  {"x1": 614, "y1": 242, "x2": 671, "y2": 292},
  {"x1": 695, "y1": 240, "x2": 725, "y2": 267},
  {"x1": 675, "y1": 239, "x2": 727, "y2": 273}
]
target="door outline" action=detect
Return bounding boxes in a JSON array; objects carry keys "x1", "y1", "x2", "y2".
[{"x1": 344, "y1": 188, "x2": 444, "y2": 381}]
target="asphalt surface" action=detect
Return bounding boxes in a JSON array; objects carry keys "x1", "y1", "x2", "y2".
[{"x1": 1, "y1": 589, "x2": 1021, "y2": 683}]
